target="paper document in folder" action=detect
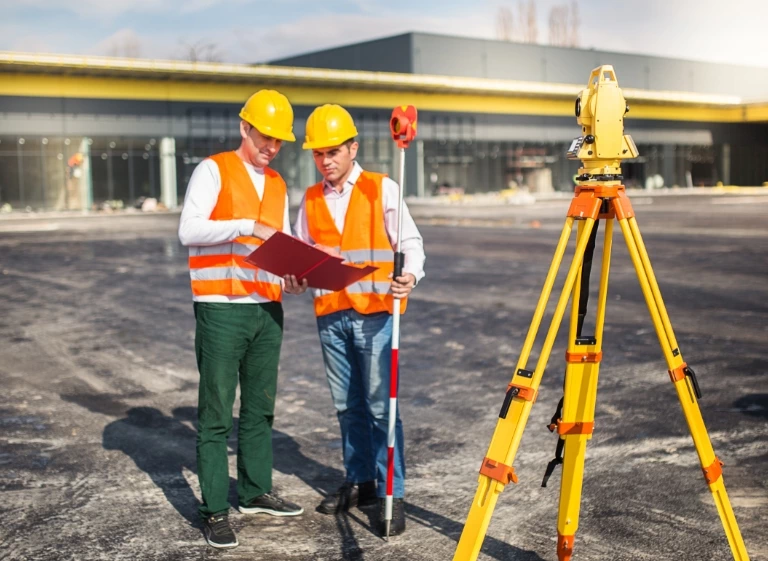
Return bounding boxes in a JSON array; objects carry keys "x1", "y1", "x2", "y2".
[{"x1": 244, "y1": 232, "x2": 378, "y2": 292}]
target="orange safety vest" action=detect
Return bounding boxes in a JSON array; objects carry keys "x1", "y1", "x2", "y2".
[
  {"x1": 188, "y1": 151, "x2": 285, "y2": 301},
  {"x1": 305, "y1": 170, "x2": 406, "y2": 317}
]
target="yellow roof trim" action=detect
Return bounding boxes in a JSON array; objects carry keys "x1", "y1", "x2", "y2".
[
  {"x1": 0, "y1": 73, "x2": 752, "y2": 123},
  {"x1": 0, "y1": 51, "x2": 746, "y2": 108}
]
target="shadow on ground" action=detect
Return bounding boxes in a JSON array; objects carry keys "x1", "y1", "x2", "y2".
[{"x1": 60, "y1": 392, "x2": 545, "y2": 561}]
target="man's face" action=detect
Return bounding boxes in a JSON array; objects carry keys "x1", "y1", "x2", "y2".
[
  {"x1": 241, "y1": 122, "x2": 282, "y2": 167},
  {"x1": 312, "y1": 141, "x2": 358, "y2": 185}
]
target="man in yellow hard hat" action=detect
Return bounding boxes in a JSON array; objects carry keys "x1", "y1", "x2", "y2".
[
  {"x1": 178, "y1": 90, "x2": 308, "y2": 549},
  {"x1": 294, "y1": 104, "x2": 425, "y2": 536}
]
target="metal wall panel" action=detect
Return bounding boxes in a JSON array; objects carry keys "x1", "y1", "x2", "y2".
[{"x1": 269, "y1": 34, "x2": 412, "y2": 73}]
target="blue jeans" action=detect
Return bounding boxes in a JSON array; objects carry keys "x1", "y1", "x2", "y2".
[{"x1": 317, "y1": 309, "x2": 405, "y2": 498}]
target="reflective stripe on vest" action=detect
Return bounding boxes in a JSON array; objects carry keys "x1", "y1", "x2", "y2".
[
  {"x1": 305, "y1": 170, "x2": 406, "y2": 317},
  {"x1": 188, "y1": 151, "x2": 285, "y2": 301}
]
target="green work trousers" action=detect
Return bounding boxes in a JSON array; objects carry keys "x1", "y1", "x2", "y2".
[{"x1": 194, "y1": 301, "x2": 283, "y2": 519}]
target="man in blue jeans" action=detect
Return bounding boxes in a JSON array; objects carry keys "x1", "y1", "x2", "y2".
[{"x1": 294, "y1": 104, "x2": 425, "y2": 536}]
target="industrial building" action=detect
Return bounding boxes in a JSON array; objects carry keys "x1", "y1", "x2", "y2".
[{"x1": 0, "y1": 32, "x2": 766, "y2": 212}]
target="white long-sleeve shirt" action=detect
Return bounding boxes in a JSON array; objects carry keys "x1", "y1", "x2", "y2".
[
  {"x1": 178, "y1": 157, "x2": 291, "y2": 304},
  {"x1": 293, "y1": 162, "x2": 426, "y2": 285}
]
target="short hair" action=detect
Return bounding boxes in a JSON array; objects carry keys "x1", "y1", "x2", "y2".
[{"x1": 343, "y1": 137, "x2": 357, "y2": 147}]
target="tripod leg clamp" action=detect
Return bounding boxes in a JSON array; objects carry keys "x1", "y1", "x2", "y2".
[
  {"x1": 565, "y1": 350, "x2": 602, "y2": 363},
  {"x1": 702, "y1": 457, "x2": 724, "y2": 485},
  {"x1": 668, "y1": 362, "x2": 703, "y2": 399},
  {"x1": 480, "y1": 457, "x2": 519, "y2": 485},
  {"x1": 557, "y1": 421, "x2": 595, "y2": 435},
  {"x1": 499, "y1": 384, "x2": 537, "y2": 419}
]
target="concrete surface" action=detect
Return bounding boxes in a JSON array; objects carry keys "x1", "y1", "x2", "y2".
[{"x1": 1, "y1": 193, "x2": 767, "y2": 561}]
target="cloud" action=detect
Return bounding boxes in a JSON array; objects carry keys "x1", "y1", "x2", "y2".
[
  {"x1": 2, "y1": 0, "x2": 766, "y2": 70},
  {"x1": 4, "y1": 0, "x2": 255, "y2": 20},
  {"x1": 91, "y1": 28, "x2": 149, "y2": 58},
  {"x1": 224, "y1": 11, "x2": 497, "y2": 63},
  {"x1": 578, "y1": 0, "x2": 768, "y2": 68}
]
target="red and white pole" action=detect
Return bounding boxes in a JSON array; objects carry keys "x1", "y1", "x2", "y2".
[{"x1": 385, "y1": 105, "x2": 418, "y2": 540}]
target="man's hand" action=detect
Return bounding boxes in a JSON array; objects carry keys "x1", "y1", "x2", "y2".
[
  {"x1": 390, "y1": 273, "x2": 416, "y2": 299},
  {"x1": 253, "y1": 223, "x2": 277, "y2": 241},
  {"x1": 283, "y1": 275, "x2": 308, "y2": 295},
  {"x1": 313, "y1": 244, "x2": 343, "y2": 258}
]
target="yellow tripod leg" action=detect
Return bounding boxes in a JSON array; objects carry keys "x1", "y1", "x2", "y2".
[
  {"x1": 614, "y1": 197, "x2": 750, "y2": 561},
  {"x1": 555, "y1": 219, "x2": 613, "y2": 561},
  {"x1": 454, "y1": 193, "x2": 602, "y2": 561}
]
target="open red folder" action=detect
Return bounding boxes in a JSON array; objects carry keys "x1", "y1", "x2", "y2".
[{"x1": 244, "y1": 231, "x2": 379, "y2": 292}]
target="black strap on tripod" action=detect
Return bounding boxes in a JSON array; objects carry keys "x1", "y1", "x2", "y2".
[
  {"x1": 541, "y1": 219, "x2": 601, "y2": 488},
  {"x1": 541, "y1": 396, "x2": 564, "y2": 487},
  {"x1": 575, "y1": 218, "x2": 600, "y2": 338}
]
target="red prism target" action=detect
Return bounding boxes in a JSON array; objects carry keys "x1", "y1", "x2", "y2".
[{"x1": 390, "y1": 105, "x2": 418, "y2": 149}]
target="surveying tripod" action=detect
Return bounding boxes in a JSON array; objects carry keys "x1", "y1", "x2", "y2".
[{"x1": 452, "y1": 66, "x2": 750, "y2": 561}]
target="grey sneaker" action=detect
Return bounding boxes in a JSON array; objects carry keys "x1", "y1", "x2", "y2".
[
  {"x1": 239, "y1": 492, "x2": 304, "y2": 516},
  {"x1": 203, "y1": 513, "x2": 238, "y2": 549}
]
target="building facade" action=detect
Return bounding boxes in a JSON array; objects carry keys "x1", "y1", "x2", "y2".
[{"x1": 1, "y1": 33, "x2": 766, "y2": 212}]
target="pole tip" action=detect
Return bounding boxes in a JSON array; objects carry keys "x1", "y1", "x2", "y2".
[{"x1": 384, "y1": 520, "x2": 391, "y2": 541}]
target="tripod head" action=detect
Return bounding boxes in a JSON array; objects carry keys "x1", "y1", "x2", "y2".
[{"x1": 567, "y1": 65, "x2": 639, "y2": 183}]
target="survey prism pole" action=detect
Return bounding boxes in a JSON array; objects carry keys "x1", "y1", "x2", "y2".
[{"x1": 384, "y1": 105, "x2": 418, "y2": 540}]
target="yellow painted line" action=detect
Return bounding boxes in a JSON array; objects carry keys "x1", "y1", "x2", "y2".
[{"x1": 0, "y1": 73, "x2": 753, "y2": 123}]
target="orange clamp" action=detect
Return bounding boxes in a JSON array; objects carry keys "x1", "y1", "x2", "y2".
[
  {"x1": 567, "y1": 191, "x2": 602, "y2": 220},
  {"x1": 507, "y1": 383, "x2": 537, "y2": 403},
  {"x1": 612, "y1": 191, "x2": 635, "y2": 220},
  {"x1": 576, "y1": 185, "x2": 623, "y2": 197},
  {"x1": 702, "y1": 457, "x2": 724, "y2": 485},
  {"x1": 668, "y1": 363, "x2": 688, "y2": 383},
  {"x1": 565, "y1": 350, "x2": 603, "y2": 363},
  {"x1": 557, "y1": 421, "x2": 595, "y2": 435},
  {"x1": 480, "y1": 457, "x2": 519, "y2": 485}
]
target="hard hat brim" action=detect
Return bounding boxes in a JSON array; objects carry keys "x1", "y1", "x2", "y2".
[
  {"x1": 302, "y1": 134, "x2": 358, "y2": 151},
  {"x1": 239, "y1": 109, "x2": 296, "y2": 142},
  {"x1": 256, "y1": 125, "x2": 296, "y2": 142}
]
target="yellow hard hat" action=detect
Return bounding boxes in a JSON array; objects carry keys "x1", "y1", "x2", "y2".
[
  {"x1": 239, "y1": 90, "x2": 295, "y2": 142},
  {"x1": 302, "y1": 104, "x2": 358, "y2": 150}
]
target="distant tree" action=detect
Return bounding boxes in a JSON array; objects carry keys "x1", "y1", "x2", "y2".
[
  {"x1": 179, "y1": 39, "x2": 223, "y2": 63},
  {"x1": 104, "y1": 31, "x2": 142, "y2": 58},
  {"x1": 549, "y1": 5, "x2": 568, "y2": 46},
  {"x1": 569, "y1": 0, "x2": 580, "y2": 47},
  {"x1": 496, "y1": 6, "x2": 514, "y2": 41},
  {"x1": 496, "y1": 1, "x2": 538, "y2": 43},
  {"x1": 548, "y1": 0, "x2": 580, "y2": 47},
  {"x1": 520, "y1": 0, "x2": 538, "y2": 44}
]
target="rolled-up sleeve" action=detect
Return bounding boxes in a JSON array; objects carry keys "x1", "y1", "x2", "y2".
[
  {"x1": 382, "y1": 177, "x2": 425, "y2": 284},
  {"x1": 178, "y1": 159, "x2": 255, "y2": 246}
]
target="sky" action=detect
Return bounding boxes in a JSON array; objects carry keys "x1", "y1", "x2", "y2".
[{"x1": 1, "y1": 0, "x2": 767, "y2": 69}]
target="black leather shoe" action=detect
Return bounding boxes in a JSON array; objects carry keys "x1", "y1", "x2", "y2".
[
  {"x1": 317, "y1": 481, "x2": 377, "y2": 514},
  {"x1": 378, "y1": 497, "x2": 406, "y2": 537}
]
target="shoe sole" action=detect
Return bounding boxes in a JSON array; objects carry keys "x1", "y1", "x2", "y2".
[
  {"x1": 239, "y1": 506, "x2": 304, "y2": 516},
  {"x1": 205, "y1": 536, "x2": 239, "y2": 549}
]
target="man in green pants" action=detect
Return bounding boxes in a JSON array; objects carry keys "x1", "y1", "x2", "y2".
[{"x1": 178, "y1": 90, "x2": 308, "y2": 549}]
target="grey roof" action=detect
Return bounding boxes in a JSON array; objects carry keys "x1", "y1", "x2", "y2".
[{"x1": 269, "y1": 31, "x2": 768, "y2": 98}]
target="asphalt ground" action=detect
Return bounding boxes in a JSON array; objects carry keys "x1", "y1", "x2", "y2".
[{"x1": 1, "y1": 193, "x2": 767, "y2": 561}]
